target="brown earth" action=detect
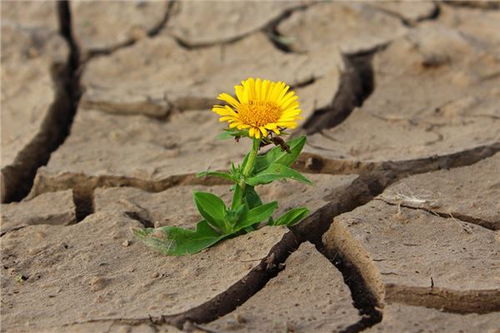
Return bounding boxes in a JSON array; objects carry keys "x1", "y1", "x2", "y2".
[{"x1": 1, "y1": 1, "x2": 499, "y2": 332}]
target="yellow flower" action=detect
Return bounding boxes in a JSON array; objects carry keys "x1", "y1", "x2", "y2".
[{"x1": 212, "y1": 78, "x2": 302, "y2": 139}]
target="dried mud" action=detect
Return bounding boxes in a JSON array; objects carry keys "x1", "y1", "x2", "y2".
[{"x1": 1, "y1": 1, "x2": 499, "y2": 332}]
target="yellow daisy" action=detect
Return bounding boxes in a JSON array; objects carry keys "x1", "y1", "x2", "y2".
[{"x1": 212, "y1": 78, "x2": 302, "y2": 139}]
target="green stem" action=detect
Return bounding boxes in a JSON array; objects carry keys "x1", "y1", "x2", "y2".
[
  {"x1": 242, "y1": 139, "x2": 260, "y2": 179},
  {"x1": 232, "y1": 139, "x2": 260, "y2": 209}
]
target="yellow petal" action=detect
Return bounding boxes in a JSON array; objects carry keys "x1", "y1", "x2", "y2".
[
  {"x1": 279, "y1": 94, "x2": 298, "y2": 109},
  {"x1": 234, "y1": 85, "x2": 247, "y2": 104},
  {"x1": 276, "y1": 83, "x2": 290, "y2": 101},
  {"x1": 212, "y1": 106, "x2": 236, "y2": 116},
  {"x1": 282, "y1": 107, "x2": 301, "y2": 115},
  {"x1": 261, "y1": 79, "x2": 271, "y2": 100},
  {"x1": 244, "y1": 78, "x2": 256, "y2": 100},
  {"x1": 277, "y1": 121, "x2": 298, "y2": 128},
  {"x1": 218, "y1": 93, "x2": 240, "y2": 108},
  {"x1": 255, "y1": 78, "x2": 262, "y2": 100}
]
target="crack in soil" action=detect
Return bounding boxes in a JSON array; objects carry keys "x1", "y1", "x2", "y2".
[
  {"x1": 7, "y1": 142, "x2": 499, "y2": 330},
  {"x1": 262, "y1": 3, "x2": 313, "y2": 53},
  {"x1": 28, "y1": 171, "x2": 231, "y2": 199},
  {"x1": 0, "y1": 1, "x2": 82, "y2": 204},
  {"x1": 56, "y1": 231, "x2": 301, "y2": 330},
  {"x1": 376, "y1": 198, "x2": 498, "y2": 231},
  {"x1": 73, "y1": 186, "x2": 94, "y2": 222},
  {"x1": 80, "y1": 95, "x2": 219, "y2": 120},
  {"x1": 284, "y1": 172, "x2": 388, "y2": 333},
  {"x1": 29, "y1": 171, "x2": 232, "y2": 221},
  {"x1": 289, "y1": 142, "x2": 500, "y2": 331},
  {"x1": 291, "y1": 173, "x2": 392, "y2": 332},
  {"x1": 4, "y1": 2, "x2": 499, "y2": 331},
  {"x1": 5, "y1": 5, "x2": 499, "y2": 330},
  {"x1": 28, "y1": 142, "x2": 500, "y2": 219},
  {"x1": 314, "y1": 148, "x2": 500, "y2": 330},
  {"x1": 368, "y1": 2, "x2": 441, "y2": 27},
  {"x1": 300, "y1": 49, "x2": 376, "y2": 135},
  {"x1": 385, "y1": 285, "x2": 500, "y2": 313},
  {"x1": 123, "y1": 210, "x2": 154, "y2": 229},
  {"x1": 334, "y1": 253, "x2": 383, "y2": 333},
  {"x1": 169, "y1": 3, "x2": 314, "y2": 51},
  {"x1": 442, "y1": 1, "x2": 500, "y2": 10},
  {"x1": 85, "y1": 0, "x2": 178, "y2": 60},
  {"x1": 0, "y1": 225, "x2": 29, "y2": 238},
  {"x1": 2, "y1": 0, "x2": 184, "y2": 205},
  {"x1": 381, "y1": 142, "x2": 500, "y2": 177},
  {"x1": 81, "y1": 75, "x2": 315, "y2": 120},
  {"x1": 294, "y1": 152, "x2": 380, "y2": 175}
]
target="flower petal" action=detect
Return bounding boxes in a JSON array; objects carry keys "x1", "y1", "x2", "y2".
[
  {"x1": 255, "y1": 78, "x2": 262, "y2": 100},
  {"x1": 212, "y1": 106, "x2": 236, "y2": 116},
  {"x1": 218, "y1": 93, "x2": 241, "y2": 108},
  {"x1": 234, "y1": 85, "x2": 247, "y2": 104},
  {"x1": 244, "y1": 78, "x2": 256, "y2": 100}
]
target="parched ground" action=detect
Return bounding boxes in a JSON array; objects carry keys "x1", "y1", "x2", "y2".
[{"x1": 1, "y1": 1, "x2": 499, "y2": 332}]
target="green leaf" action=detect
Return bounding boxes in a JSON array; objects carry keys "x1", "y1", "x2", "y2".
[
  {"x1": 216, "y1": 132, "x2": 234, "y2": 140},
  {"x1": 134, "y1": 220, "x2": 224, "y2": 256},
  {"x1": 241, "y1": 201, "x2": 278, "y2": 226},
  {"x1": 245, "y1": 186, "x2": 262, "y2": 209},
  {"x1": 246, "y1": 163, "x2": 312, "y2": 186},
  {"x1": 240, "y1": 152, "x2": 251, "y2": 175},
  {"x1": 231, "y1": 184, "x2": 243, "y2": 209},
  {"x1": 217, "y1": 128, "x2": 248, "y2": 140},
  {"x1": 226, "y1": 203, "x2": 248, "y2": 226},
  {"x1": 197, "y1": 170, "x2": 235, "y2": 182},
  {"x1": 254, "y1": 136, "x2": 306, "y2": 173},
  {"x1": 230, "y1": 162, "x2": 238, "y2": 175},
  {"x1": 271, "y1": 207, "x2": 310, "y2": 227},
  {"x1": 193, "y1": 192, "x2": 228, "y2": 233}
]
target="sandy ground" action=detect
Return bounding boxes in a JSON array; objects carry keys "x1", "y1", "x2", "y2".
[{"x1": 1, "y1": 1, "x2": 499, "y2": 332}]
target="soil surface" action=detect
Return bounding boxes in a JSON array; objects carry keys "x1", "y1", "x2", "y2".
[{"x1": 1, "y1": 1, "x2": 499, "y2": 332}]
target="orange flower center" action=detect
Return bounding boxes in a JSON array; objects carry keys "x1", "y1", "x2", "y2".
[{"x1": 237, "y1": 100, "x2": 282, "y2": 127}]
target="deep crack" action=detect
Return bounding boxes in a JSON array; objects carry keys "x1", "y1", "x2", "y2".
[
  {"x1": 300, "y1": 50, "x2": 376, "y2": 135},
  {"x1": 124, "y1": 211, "x2": 154, "y2": 229},
  {"x1": 1, "y1": 1, "x2": 82, "y2": 203},
  {"x1": 73, "y1": 186, "x2": 94, "y2": 222}
]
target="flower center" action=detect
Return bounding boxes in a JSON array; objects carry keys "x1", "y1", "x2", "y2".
[{"x1": 237, "y1": 100, "x2": 282, "y2": 127}]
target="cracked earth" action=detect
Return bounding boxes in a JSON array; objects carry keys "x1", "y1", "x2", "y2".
[{"x1": 1, "y1": 1, "x2": 499, "y2": 332}]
